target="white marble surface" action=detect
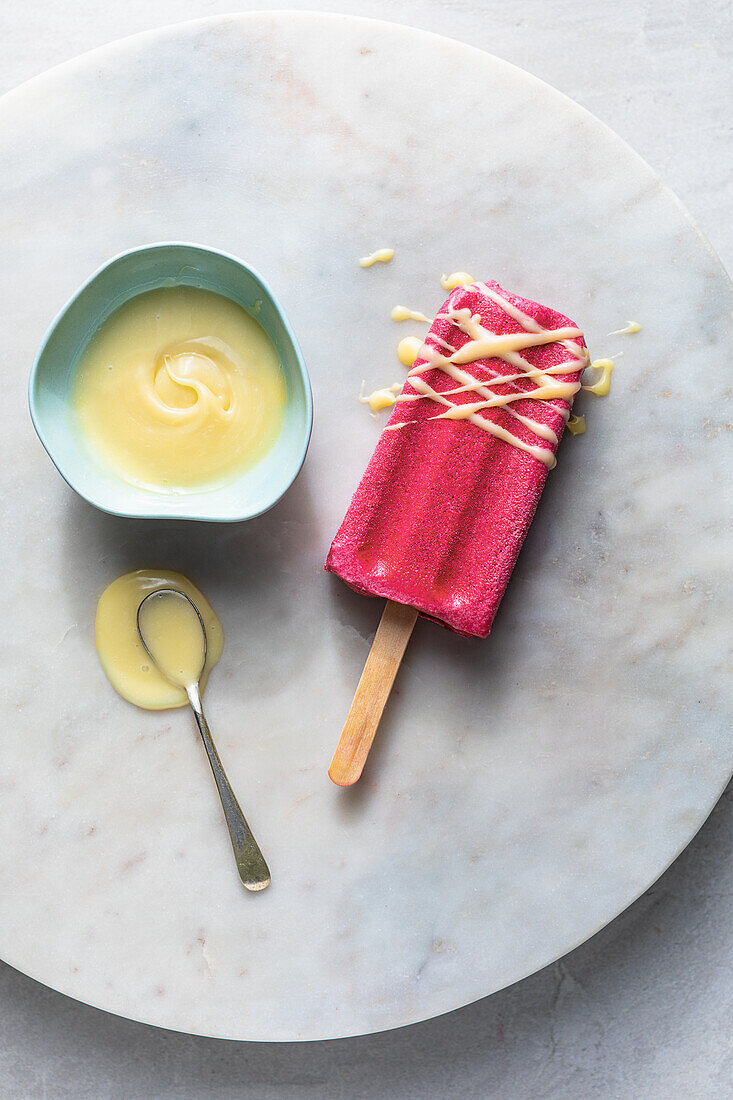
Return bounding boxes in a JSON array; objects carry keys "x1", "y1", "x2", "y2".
[{"x1": 0, "y1": 0, "x2": 731, "y2": 1093}]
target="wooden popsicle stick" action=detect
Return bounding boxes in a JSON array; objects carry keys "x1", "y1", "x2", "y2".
[{"x1": 329, "y1": 600, "x2": 418, "y2": 787}]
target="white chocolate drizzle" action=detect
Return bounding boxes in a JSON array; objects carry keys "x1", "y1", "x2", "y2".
[
  {"x1": 387, "y1": 283, "x2": 589, "y2": 469},
  {"x1": 391, "y1": 305, "x2": 430, "y2": 323},
  {"x1": 359, "y1": 248, "x2": 394, "y2": 268}
]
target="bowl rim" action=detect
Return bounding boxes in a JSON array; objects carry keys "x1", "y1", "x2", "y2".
[{"x1": 27, "y1": 241, "x2": 313, "y2": 522}]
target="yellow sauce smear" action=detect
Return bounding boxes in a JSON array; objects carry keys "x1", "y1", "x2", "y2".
[
  {"x1": 95, "y1": 570, "x2": 223, "y2": 710},
  {"x1": 74, "y1": 286, "x2": 287, "y2": 493}
]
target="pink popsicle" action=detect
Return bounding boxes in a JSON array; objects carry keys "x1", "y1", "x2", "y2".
[{"x1": 326, "y1": 280, "x2": 588, "y2": 638}]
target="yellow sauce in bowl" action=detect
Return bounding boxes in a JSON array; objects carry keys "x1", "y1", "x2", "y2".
[{"x1": 73, "y1": 286, "x2": 287, "y2": 493}]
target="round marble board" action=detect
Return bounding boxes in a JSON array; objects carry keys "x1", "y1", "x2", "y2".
[{"x1": 0, "y1": 12, "x2": 730, "y2": 1042}]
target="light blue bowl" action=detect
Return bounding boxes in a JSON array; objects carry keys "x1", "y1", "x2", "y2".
[{"x1": 28, "y1": 243, "x2": 312, "y2": 521}]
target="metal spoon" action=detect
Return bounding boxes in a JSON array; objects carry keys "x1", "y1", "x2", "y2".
[{"x1": 137, "y1": 588, "x2": 270, "y2": 892}]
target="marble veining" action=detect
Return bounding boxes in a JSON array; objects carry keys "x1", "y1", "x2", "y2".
[{"x1": 0, "y1": 13, "x2": 730, "y2": 1041}]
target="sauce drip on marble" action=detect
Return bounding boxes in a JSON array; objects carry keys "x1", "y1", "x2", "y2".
[
  {"x1": 359, "y1": 382, "x2": 401, "y2": 413},
  {"x1": 440, "y1": 272, "x2": 475, "y2": 291},
  {"x1": 391, "y1": 305, "x2": 430, "y2": 323},
  {"x1": 359, "y1": 248, "x2": 395, "y2": 267},
  {"x1": 397, "y1": 336, "x2": 423, "y2": 368}
]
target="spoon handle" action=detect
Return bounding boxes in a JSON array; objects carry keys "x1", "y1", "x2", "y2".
[{"x1": 186, "y1": 684, "x2": 271, "y2": 892}]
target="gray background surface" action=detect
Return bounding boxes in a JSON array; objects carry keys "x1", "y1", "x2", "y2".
[{"x1": 1, "y1": 1, "x2": 731, "y2": 1096}]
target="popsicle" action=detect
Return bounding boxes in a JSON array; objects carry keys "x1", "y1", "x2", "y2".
[{"x1": 326, "y1": 279, "x2": 589, "y2": 785}]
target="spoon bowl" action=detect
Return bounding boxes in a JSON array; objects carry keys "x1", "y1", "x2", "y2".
[{"x1": 137, "y1": 588, "x2": 207, "y2": 690}]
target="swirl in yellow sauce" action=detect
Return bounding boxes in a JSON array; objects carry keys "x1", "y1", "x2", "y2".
[{"x1": 73, "y1": 286, "x2": 287, "y2": 493}]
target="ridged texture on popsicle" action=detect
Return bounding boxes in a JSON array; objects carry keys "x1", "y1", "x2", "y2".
[{"x1": 326, "y1": 281, "x2": 587, "y2": 637}]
